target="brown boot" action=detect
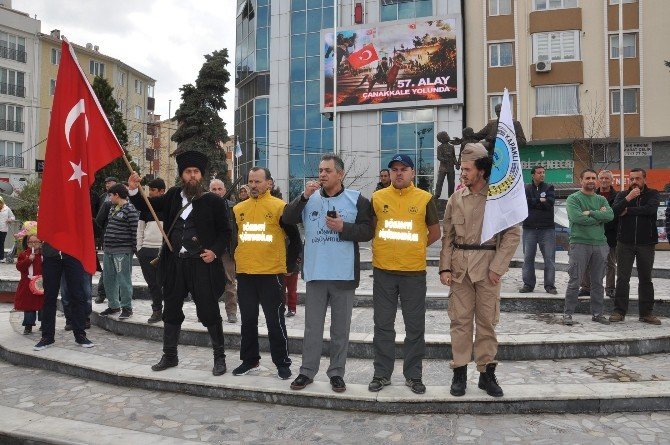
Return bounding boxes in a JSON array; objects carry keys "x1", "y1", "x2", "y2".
[
  {"x1": 147, "y1": 310, "x2": 163, "y2": 324},
  {"x1": 639, "y1": 314, "x2": 661, "y2": 325}
]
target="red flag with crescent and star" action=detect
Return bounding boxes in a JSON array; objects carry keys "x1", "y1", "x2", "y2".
[
  {"x1": 348, "y1": 43, "x2": 379, "y2": 70},
  {"x1": 38, "y1": 39, "x2": 124, "y2": 274}
]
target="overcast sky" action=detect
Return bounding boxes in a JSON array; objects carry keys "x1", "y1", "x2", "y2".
[{"x1": 14, "y1": 0, "x2": 237, "y2": 130}]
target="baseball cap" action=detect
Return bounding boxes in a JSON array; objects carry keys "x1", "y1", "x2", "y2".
[
  {"x1": 104, "y1": 176, "x2": 119, "y2": 183},
  {"x1": 388, "y1": 154, "x2": 414, "y2": 169}
]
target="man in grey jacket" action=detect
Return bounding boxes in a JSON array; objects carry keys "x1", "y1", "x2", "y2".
[{"x1": 282, "y1": 154, "x2": 374, "y2": 393}]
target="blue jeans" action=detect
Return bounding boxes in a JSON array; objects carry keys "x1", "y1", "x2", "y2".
[
  {"x1": 61, "y1": 272, "x2": 93, "y2": 322},
  {"x1": 23, "y1": 311, "x2": 41, "y2": 327},
  {"x1": 102, "y1": 252, "x2": 133, "y2": 309},
  {"x1": 41, "y1": 254, "x2": 88, "y2": 341},
  {"x1": 522, "y1": 227, "x2": 556, "y2": 290}
]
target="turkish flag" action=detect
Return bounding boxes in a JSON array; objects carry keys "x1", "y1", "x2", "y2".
[
  {"x1": 348, "y1": 44, "x2": 379, "y2": 70},
  {"x1": 38, "y1": 39, "x2": 123, "y2": 274}
]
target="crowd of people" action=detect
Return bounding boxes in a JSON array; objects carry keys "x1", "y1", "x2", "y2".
[{"x1": 12, "y1": 145, "x2": 670, "y2": 398}]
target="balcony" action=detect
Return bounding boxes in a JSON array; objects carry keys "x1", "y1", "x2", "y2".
[
  {"x1": 0, "y1": 46, "x2": 27, "y2": 63},
  {"x1": 0, "y1": 83, "x2": 26, "y2": 98},
  {"x1": 0, "y1": 119, "x2": 24, "y2": 133},
  {"x1": 0, "y1": 155, "x2": 24, "y2": 169}
]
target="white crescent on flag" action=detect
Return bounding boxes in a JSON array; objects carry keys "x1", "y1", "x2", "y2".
[
  {"x1": 359, "y1": 50, "x2": 372, "y2": 62},
  {"x1": 64, "y1": 98, "x2": 89, "y2": 150}
]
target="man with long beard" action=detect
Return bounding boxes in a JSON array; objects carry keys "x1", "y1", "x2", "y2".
[{"x1": 127, "y1": 150, "x2": 231, "y2": 376}]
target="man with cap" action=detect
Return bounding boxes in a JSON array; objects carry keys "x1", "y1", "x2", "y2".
[
  {"x1": 94, "y1": 176, "x2": 119, "y2": 303},
  {"x1": 368, "y1": 154, "x2": 441, "y2": 395},
  {"x1": 127, "y1": 150, "x2": 231, "y2": 376},
  {"x1": 439, "y1": 143, "x2": 520, "y2": 398}
]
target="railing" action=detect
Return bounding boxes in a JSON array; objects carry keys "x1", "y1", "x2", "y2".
[
  {"x1": 0, "y1": 155, "x2": 24, "y2": 168},
  {"x1": 0, "y1": 119, "x2": 24, "y2": 133},
  {"x1": 0, "y1": 46, "x2": 27, "y2": 63},
  {"x1": 0, "y1": 83, "x2": 26, "y2": 98}
]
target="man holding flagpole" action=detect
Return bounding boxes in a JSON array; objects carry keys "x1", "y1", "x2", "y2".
[
  {"x1": 439, "y1": 89, "x2": 523, "y2": 398},
  {"x1": 35, "y1": 38, "x2": 124, "y2": 350}
]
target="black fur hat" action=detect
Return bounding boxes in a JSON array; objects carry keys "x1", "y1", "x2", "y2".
[{"x1": 176, "y1": 150, "x2": 208, "y2": 177}]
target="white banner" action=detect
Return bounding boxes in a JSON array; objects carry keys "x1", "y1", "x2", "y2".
[
  {"x1": 624, "y1": 143, "x2": 651, "y2": 157},
  {"x1": 481, "y1": 89, "x2": 528, "y2": 243}
]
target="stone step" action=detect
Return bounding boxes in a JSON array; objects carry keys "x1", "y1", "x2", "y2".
[
  {"x1": 0, "y1": 405, "x2": 199, "y2": 445},
  {"x1": 2, "y1": 308, "x2": 669, "y2": 415},
  {"x1": 85, "y1": 300, "x2": 670, "y2": 361}
]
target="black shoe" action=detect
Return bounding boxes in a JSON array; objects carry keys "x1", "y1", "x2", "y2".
[
  {"x1": 118, "y1": 308, "x2": 133, "y2": 320},
  {"x1": 578, "y1": 288, "x2": 590, "y2": 297},
  {"x1": 147, "y1": 310, "x2": 163, "y2": 324},
  {"x1": 450, "y1": 365, "x2": 467, "y2": 397},
  {"x1": 207, "y1": 323, "x2": 227, "y2": 376},
  {"x1": 545, "y1": 287, "x2": 558, "y2": 295},
  {"x1": 152, "y1": 322, "x2": 181, "y2": 371},
  {"x1": 99, "y1": 307, "x2": 120, "y2": 317},
  {"x1": 33, "y1": 337, "x2": 54, "y2": 351},
  {"x1": 277, "y1": 366, "x2": 292, "y2": 380},
  {"x1": 233, "y1": 361, "x2": 260, "y2": 376},
  {"x1": 64, "y1": 323, "x2": 72, "y2": 331},
  {"x1": 605, "y1": 289, "x2": 615, "y2": 298},
  {"x1": 330, "y1": 376, "x2": 346, "y2": 393},
  {"x1": 518, "y1": 285, "x2": 533, "y2": 293},
  {"x1": 75, "y1": 336, "x2": 95, "y2": 348},
  {"x1": 94, "y1": 295, "x2": 106, "y2": 304},
  {"x1": 478, "y1": 364, "x2": 504, "y2": 397},
  {"x1": 405, "y1": 378, "x2": 426, "y2": 394},
  {"x1": 23, "y1": 326, "x2": 32, "y2": 335},
  {"x1": 285, "y1": 310, "x2": 295, "y2": 318},
  {"x1": 368, "y1": 376, "x2": 391, "y2": 392},
  {"x1": 151, "y1": 354, "x2": 178, "y2": 371},
  {"x1": 291, "y1": 374, "x2": 313, "y2": 390}
]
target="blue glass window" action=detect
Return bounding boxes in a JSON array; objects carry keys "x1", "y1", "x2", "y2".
[
  {"x1": 322, "y1": 7, "x2": 334, "y2": 28},
  {"x1": 256, "y1": 97, "x2": 268, "y2": 115},
  {"x1": 291, "y1": 34, "x2": 305, "y2": 58},
  {"x1": 306, "y1": 33, "x2": 321, "y2": 57},
  {"x1": 382, "y1": 110, "x2": 398, "y2": 124},
  {"x1": 381, "y1": 0, "x2": 433, "y2": 22},
  {"x1": 292, "y1": 0, "x2": 306, "y2": 12},
  {"x1": 306, "y1": 9, "x2": 322, "y2": 33},
  {"x1": 291, "y1": 82, "x2": 305, "y2": 106},
  {"x1": 290, "y1": 155, "x2": 305, "y2": 179},
  {"x1": 381, "y1": 125, "x2": 398, "y2": 150},
  {"x1": 291, "y1": 10, "x2": 306, "y2": 34},
  {"x1": 257, "y1": 5, "x2": 269, "y2": 28},
  {"x1": 322, "y1": 128, "x2": 333, "y2": 150},
  {"x1": 307, "y1": 0, "x2": 322, "y2": 9},
  {"x1": 305, "y1": 57, "x2": 320, "y2": 80},
  {"x1": 290, "y1": 130, "x2": 305, "y2": 153},
  {"x1": 305, "y1": 129, "x2": 322, "y2": 152},
  {"x1": 290, "y1": 106, "x2": 305, "y2": 129},
  {"x1": 305, "y1": 105, "x2": 322, "y2": 128},
  {"x1": 290, "y1": 57, "x2": 305, "y2": 81},
  {"x1": 305, "y1": 80, "x2": 320, "y2": 105}
]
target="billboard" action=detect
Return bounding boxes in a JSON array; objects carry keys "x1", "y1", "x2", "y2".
[{"x1": 321, "y1": 16, "x2": 463, "y2": 112}]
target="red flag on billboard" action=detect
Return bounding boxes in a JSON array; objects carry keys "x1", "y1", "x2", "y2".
[
  {"x1": 348, "y1": 44, "x2": 379, "y2": 69},
  {"x1": 38, "y1": 39, "x2": 123, "y2": 274}
]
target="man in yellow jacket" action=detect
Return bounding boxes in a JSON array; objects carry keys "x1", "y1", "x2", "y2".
[
  {"x1": 231, "y1": 167, "x2": 301, "y2": 380},
  {"x1": 368, "y1": 154, "x2": 441, "y2": 395}
]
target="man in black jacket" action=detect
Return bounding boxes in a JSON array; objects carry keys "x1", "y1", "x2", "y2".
[
  {"x1": 127, "y1": 150, "x2": 232, "y2": 375},
  {"x1": 579, "y1": 170, "x2": 619, "y2": 298},
  {"x1": 609, "y1": 168, "x2": 660, "y2": 325},
  {"x1": 519, "y1": 166, "x2": 557, "y2": 294}
]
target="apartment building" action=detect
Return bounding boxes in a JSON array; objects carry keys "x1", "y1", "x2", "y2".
[
  {"x1": 38, "y1": 30, "x2": 158, "y2": 178},
  {"x1": 0, "y1": 3, "x2": 40, "y2": 191}
]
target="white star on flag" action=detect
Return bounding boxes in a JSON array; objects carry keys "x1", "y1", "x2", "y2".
[{"x1": 68, "y1": 160, "x2": 88, "y2": 187}]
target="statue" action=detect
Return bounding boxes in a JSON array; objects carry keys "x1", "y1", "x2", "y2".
[
  {"x1": 472, "y1": 104, "x2": 526, "y2": 155},
  {"x1": 434, "y1": 131, "x2": 461, "y2": 200}
]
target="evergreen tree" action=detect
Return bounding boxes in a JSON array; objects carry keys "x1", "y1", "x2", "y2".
[
  {"x1": 90, "y1": 76, "x2": 139, "y2": 195},
  {"x1": 171, "y1": 49, "x2": 231, "y2": 184}
]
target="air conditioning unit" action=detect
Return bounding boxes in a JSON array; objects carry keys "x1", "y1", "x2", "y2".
[{"x1": 536, "y1": 60, "x2": 552, "y2": 72}]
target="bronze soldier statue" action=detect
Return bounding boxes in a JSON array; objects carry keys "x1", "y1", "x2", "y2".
[{"x1": 434, "y1": 131, "x2": 461, "y2": 200}]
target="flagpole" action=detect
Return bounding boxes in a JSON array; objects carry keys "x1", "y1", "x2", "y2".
[
  {"x1": 333, "y1": 0, "x2": 339, "y2": 155},
  {"x1": 618, "y1": 0, "x2": 625, "y2": 188},
  {"x1": 121, "y1": 154, "x2": 173, "y2": 252}
]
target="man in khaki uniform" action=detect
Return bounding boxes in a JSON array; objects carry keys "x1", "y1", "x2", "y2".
[{"x1": 439, "y1": 143, "x2": 521, "y2": 398}]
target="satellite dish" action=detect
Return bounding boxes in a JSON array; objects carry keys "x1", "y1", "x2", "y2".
[{"x1": 0, "y1": 181, "x2": 14, "y2": 195}]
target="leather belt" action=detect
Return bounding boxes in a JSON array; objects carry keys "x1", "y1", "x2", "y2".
[
  {"x1": 177, "y1": 252, "x2": 200, "y2": 259},
  {"x1": 453, "y1": 243, "x2": 496, "y2": 251}
]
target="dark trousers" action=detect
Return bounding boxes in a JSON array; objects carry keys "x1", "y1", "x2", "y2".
[
  {"x1": 61, "y1": 272, "x2": 93, "y2": 322},
  {"x1": 435, "y1": 169, "x2": 455, "y2": 199},
  {"x1": 163, "y1": 257, "x2": 223, "y2": 327},
  {"x1": 97, "y1": 269, "x2": 106, "y2": 296},
  {"x1": 0, "y1": 231, "x2": 6, "y2": 260},
  {"x1": 41, "y1": 254, "x2": 88, "y2": 341},
  {"x1": 137, "y1": 247, "x2": 163, "y2": 311},
  {"x1": 372, "y1": 268, "x2": 426, "y2": 380},
  {"x1": 23, "y1": 311, "x2": 41, "y2": 327},
  {"x1": 614, "y1": 242, "x2": 655, "y2": 316},
  {"x1": 237, "y1": 273, "x2": 291, "y2": 368}
]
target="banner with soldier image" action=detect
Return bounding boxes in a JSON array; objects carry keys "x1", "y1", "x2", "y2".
[{"x1": 321, "y1": 16, "x2": 463, "y2": 111}]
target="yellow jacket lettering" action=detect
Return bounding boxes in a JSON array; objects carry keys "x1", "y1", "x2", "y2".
[
  {"x1": 372, "y1": 183, "x2": 432, "y2": 271},
  {"x1": 233, "y1": 191, "x2": 287, "y2": 274}
]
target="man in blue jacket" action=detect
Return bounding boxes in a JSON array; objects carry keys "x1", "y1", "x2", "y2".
[{"x1": 519, "y1": 165, "x2": 557, "y2": 294}]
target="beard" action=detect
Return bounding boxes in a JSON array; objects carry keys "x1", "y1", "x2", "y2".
[{"x1": 182, "y1": 178, "x2": 205, "y2": 200}]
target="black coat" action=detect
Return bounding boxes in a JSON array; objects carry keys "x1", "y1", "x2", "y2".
[
  {"x1": 130, "y1": 187, "x2": 231, "y2": 293},
  {"x1": 596, "y1": 187, "x2": 619, "y2": 248},
  {"x1": 523, "y1": 182, "x2": 555, "y2": 229},
  {"x1": 612, "y1": 186, "x2": 660, "y2": 246}
]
